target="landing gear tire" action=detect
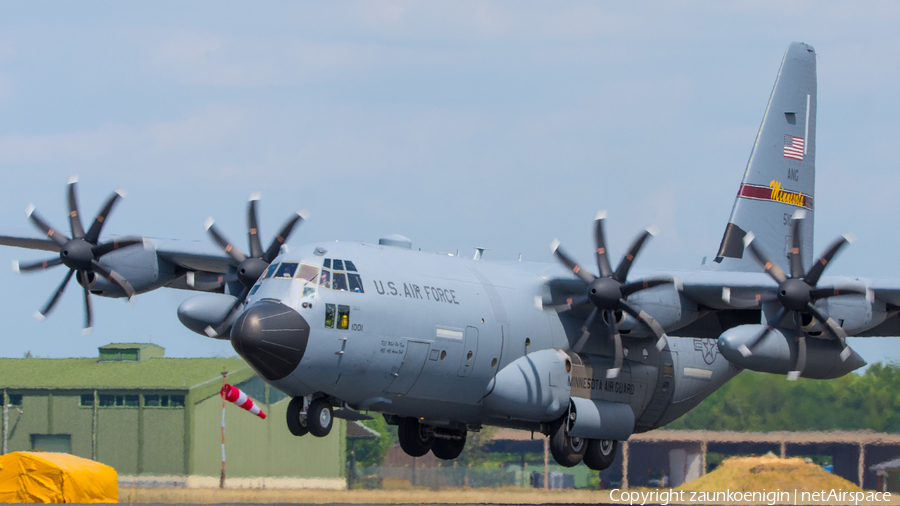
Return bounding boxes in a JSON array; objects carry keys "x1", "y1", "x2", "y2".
[
  {"x1": 583, "y1": 439, "x2": 618, "y2": 471},
  {"x1": 432, "y1": 432, "x2": 467, "y2": 460},
  {"x1": 398, "y1": 417, "x2": 434, "y2": 457},
  {"x1": 308, "y1": 398, "x2": 333, "y2": 437},
  {"x1": 549, "y1": 418, "x2": 586, "y2": 467},
  {"x1": 286, "y1": 397, "x2": 309, "y2": 436}
]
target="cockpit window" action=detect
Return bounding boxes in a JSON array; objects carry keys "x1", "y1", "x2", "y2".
[
  {"x1": 332, "y1": 259, "x2": 344, "y2": 271},
  {"x1": 337, "y1": 305, "x2": 350, "y2": 329},
  {"x1": 324, "y1": 303, "x2": 335, "y2": 328},
  {"x1": 275, "y1": 262, "x2": 298, "y2": 278},
  {"x1": 348, "y1": 273, "x2": 364, "y2": 293},
  {"x1": 344, "y1": 260, "x2": 357, "y2": 272},
  {"x1": 262, "y1": 263, "x2": 278, "y2": 279},
  {"x1": 332, "y1": 272, "x2": 348, "y2": 291},
  {"x1": 296, "y1": 264, "x2": 318, "y2": 283},
  {"x1": 319, "y1": 269, "x2": 331, "y2": 288},
  {"x1": 323, "y1": 259, "x2": 332, "y2": 269}
]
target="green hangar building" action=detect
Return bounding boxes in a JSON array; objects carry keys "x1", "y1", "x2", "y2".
[{"x1": 0, "y1": 343, "x2": 346, "y2": 488}]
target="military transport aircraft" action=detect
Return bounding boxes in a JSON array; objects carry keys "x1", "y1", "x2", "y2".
[{"x1": 2, "y1": 42, "x2": 897, "y2": 469}]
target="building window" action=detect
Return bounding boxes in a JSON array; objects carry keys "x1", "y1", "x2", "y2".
[
  {"x1": 1, "y1": 393, "x2": 22, "y2": 407},
  {"x1": 95, "y1": 393, "x2": 184, "y2": 408},
  {"x1": 80, "y1": 394, "x2": 93, "y2": 407}
]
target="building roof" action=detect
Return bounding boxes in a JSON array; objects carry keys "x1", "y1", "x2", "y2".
[
  {"x1": 97, "y1": 343, "x2": 164, "y2": 351},
  {"x1": 871, "y1": 458, "x2": 900, "y2": 472},
  {"x1": 0, "y1": 357, "x2": 249, "y2": 390}
]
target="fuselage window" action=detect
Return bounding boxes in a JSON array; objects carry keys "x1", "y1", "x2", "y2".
[
  {"x1": 325, "y1": 303, "x2": 336, "y2": 328},
  {"x1": 319, "y1": 269, "x2": 331, "y2": 288},
  {"x1": 323, "y1": 259, "x2": 332, "y2": 269},
  {"x1": 275, "y1": 262, "x2": 298, "y2": 278},
  {"x1": 332, "y1": 272, "x2": 349, "y2": 291},
  {"x1": 337, "y1": 305, "x2": 350, "y2": 330},
  {"x1": 262, "y1": 263, "x2": 278, "y2": 279},
  {"x1": 344, "y1": 260, "x2": 357, "y2": 272},
  {"x1": 348, "y1": 273, "x2": 364, "y2": 293}
]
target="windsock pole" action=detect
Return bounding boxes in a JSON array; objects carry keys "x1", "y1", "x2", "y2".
[{"x1": 220, "y1": 368, "x2": 227, "y2": 489}]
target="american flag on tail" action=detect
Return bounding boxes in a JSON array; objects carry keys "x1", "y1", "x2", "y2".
[{"x1": 784, "y1": 135, "x2": 804, "y2": 161}]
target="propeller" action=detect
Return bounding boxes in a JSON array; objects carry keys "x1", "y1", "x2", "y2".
[
  {"x1": 549, "y1": 211, "x2": 671, "y2": 378},
  {"x1": 14, "y1": 176, "x2": 141, "y2": 334},
  {"x1": 203, "y1": 193, "x2": 308, "y2": 336},
  {"x1": 740, "y1": 210, "x2": 862, "y2": 380}
]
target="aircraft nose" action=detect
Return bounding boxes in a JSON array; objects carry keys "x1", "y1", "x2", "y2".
[{"x1": 230, "y1": 301, "x2": 310, "y2": 381}]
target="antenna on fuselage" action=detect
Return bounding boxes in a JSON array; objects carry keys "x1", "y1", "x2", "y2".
[{"x1": 473, "y1": 247, "x2": 486, "y2": 260}]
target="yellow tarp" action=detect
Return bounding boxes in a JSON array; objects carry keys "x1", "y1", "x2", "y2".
[{"x1": 0, "y1": 452, "x2": 118, "y2": 503}]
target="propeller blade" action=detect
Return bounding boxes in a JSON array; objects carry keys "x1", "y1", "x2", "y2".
[
  {"x1": 247, "y1": 193, "x2": 264, "y2": 259},
  {"x1": 572, "y1": 308, "x2": 598, "y2": 353},
  {"x1": 738, "y1": 307, "x2": 788, "y2": 357},
  {"x1": 37, "y1": 269, "x2": 75, "y2": 320},
  {"x1": 787, "y1": 312, "x2": 806, "y2": 381},
  {"x1": 17, "y1": 257, "x2": 63, "y2": 272},
  {"x1": 617, "y1": 299, "x2": 667, "y2": 350},
  {"x1": 92, "y1": 238, "x2": 143, "y2": 257},
  {"x1": 805, "y1": 234, "x2": 854, "y2": 286},
  {"x1": 79, "y1": 270, "x2": 93, "y2": 335},
  {"x1": 593, "y1": 211, "x2": 614, "y2": 278},
  {"x1": 803, "y1": 303, "x2": 848, "y2": 343},
  {"x1": 67, "y1": 176, "x2": 86, "y2": 239},
  {"x1": 613, "y1": 226, "x2": 657, "y2": 283},
  {"x1": 789, "y1": 210, "x2": 805, "y2": 279},
  {"x1": 809, "y1": 286, "x2": 866, "y2": 301},
  {"x1": 205, "y1": 218, "x2": 248, "y2": 264},
  {"x1": 207, "y1": 285, "x2": 251, "y2": 338},
  {"x1": 743, "y1": 233, "x2": 788, "y2": 284},
  {"x1": 263, "y1": 210, "x2": 308, "y2": 263},
  {"x1": 84, "y1": 189, "x2": 125, "y2": 244},
  {"x1": 621, "y1": 278, "x2": 672, "y2": 297},
  {"x1": 550, "y1": 240, "x2": 596, "y2": 284},
  {"x1": 90, "y1": 259, "x2": 135, "y2": 299},
  {"x1": 26, "y1": 205, "x2": 69, "y2": 247},
  {"x1": 540, "y1": 294, "x2": 589, "y2": 312},
  {"x1": 721, "y1": 287, "x2": 778, "y2": 308},
  {"x1": 608, "y1": 328, "x2": 623, "y2": 379}
]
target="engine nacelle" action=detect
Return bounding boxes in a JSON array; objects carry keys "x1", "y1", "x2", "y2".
[
  {"x1": 618, "y1": 283, "x2": 699, "y2": 337},
  {"x1": 483, "y1": 349, "x2": 571, "y2": 422},
  {"x1": 717, "y1": 324, "x2": 866, "y2": 379},
  {"x1": 177, "y1": 293, "x2": 240, "y2": 339}
]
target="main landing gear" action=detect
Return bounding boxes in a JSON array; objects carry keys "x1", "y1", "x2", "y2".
[
  {"x1": 549, "y1": 416, "x2": 619, "y2": 471},
  {"x1": 287, "y1": 397, "x2": 333, "y2": 437},
  {"x1": 397, "y1": 417, "x2": 468, "y2": 460}
]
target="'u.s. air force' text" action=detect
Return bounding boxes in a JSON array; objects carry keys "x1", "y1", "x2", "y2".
[
  {"x1": 373, "y1": 280, "x2": 460, "y2": 305},
  {"x1": 570, "y1": 376, "x2": 635, "y2": 395}
]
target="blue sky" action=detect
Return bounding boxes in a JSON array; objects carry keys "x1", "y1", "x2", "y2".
[{"x1": 1, "y1": 2, "x2": 899, "y2": 365}]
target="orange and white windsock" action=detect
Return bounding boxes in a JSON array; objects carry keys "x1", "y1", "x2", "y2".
[{"x1": 220, "y1": 384, "x2": 266, "y2": 419}]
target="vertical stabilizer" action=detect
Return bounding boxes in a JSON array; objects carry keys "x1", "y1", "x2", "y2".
[{"x1": 714, "y1": 42, "x2": 816, "y2": 272}]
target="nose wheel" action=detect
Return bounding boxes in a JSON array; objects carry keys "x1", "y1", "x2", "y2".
[
  {"x1": 286, "y1": 397, "x2": 309, "y2": 436},
  {"x1": 286, "y1": 396, "x2": 333, "y2": 437}
]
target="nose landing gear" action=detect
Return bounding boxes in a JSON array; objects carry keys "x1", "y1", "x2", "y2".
[{"x1": 286, "y1": 396, "x2": 333, "y2": 437}]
